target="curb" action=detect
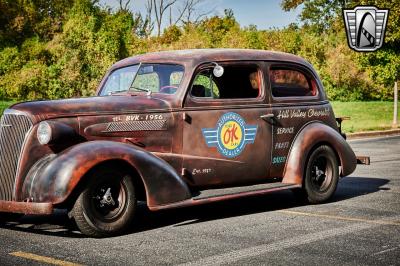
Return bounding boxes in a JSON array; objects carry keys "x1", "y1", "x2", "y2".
[{"x1": 346, "y1": 129, "x2": 400, "y2": 140}]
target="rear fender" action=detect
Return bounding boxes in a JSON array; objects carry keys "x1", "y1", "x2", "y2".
[
  {"x1": 282, "y1": 122, "x2": 357, "y2": 185},
  {"x1": 22, "y1": 141, "x2": 191, "y2": 208}
]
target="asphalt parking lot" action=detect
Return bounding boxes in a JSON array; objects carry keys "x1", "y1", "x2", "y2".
[{"x1": 0, "y1": 135, "x2": 399, "y2": 265}]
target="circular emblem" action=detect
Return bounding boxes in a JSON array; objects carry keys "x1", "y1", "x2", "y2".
[
  {"x1": 216, "y1": 112, "x2": 246, "y2": 158},
  {"x1": 202, "y1": 112, "x2": 258, "y2": 159}
]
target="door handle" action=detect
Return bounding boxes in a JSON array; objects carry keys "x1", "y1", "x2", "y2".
[
  {"x1": 260, "y1": 114, "x2": 275, "y2": 121},
  {"x1": 260, "y1": 114, "x2": 276, "y2": 125}
]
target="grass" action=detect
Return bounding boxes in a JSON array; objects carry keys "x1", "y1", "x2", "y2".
[
  {"x1": 0, "y1": 100, "x2": 398, "y2": 133},
  {"x1": 0, "y1": 101, "x2": 15, "y2": 114},
  {"x1": 331, "y1": 101, "x2": 399, "y2": 133}
]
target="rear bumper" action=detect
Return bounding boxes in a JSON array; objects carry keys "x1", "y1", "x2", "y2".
[
  {"x1": 356, "y1": 156, "x2": 370, "y2": 165},
  {"x1": 0, "y1": 200, "x2": 53, "y2": 215}
]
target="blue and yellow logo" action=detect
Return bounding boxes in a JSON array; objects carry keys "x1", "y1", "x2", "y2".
[{"x1": 202, "y1": 112, "x2": 258, "y2": 158}]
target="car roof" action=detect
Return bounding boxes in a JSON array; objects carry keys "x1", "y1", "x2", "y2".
[{"x1": 111, "y1": 49, "x2": 312, "y2": 70}]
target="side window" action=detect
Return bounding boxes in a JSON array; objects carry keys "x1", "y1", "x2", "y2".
[
  {"x1": 270, "y1": 67, "x2": 317, "y2": 97},
  {"x1": 191, "y1": 70, "x2": 220, "y2": 98},
  {"x1": 190, "y1": 65, "x2": 261, "y2": 99}
]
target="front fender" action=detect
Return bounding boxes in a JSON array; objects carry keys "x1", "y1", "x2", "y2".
[
  {"x1": 282, "y1": 122, "x2": 357, "y2": 185},
  {"x1": 22, "y1": 141, "x2": 191, "y2": 207}
]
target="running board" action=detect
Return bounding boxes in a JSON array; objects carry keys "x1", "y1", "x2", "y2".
[
  {"x1": 149, "y1": 183, "x2": 300, "y2": 211},
  {"x1": 193, "y1": 182, "x2": 299, "y2": 200}
]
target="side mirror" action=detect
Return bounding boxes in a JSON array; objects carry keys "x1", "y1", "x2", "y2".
[{"x1": 213, "y1": 64, "x2": 224, "y2": 78}]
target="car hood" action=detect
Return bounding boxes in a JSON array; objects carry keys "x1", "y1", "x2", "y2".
[{"x1": 10, "y1": 95, "x2": 172, "y2": 122}]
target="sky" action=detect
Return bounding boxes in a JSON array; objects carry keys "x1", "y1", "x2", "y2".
[
  {"x1": 214, "y1": 0, "x2": 302, "y2": 29},
  {"x1": 100, "y1": 0, "x2": 303, "y2": 30}
]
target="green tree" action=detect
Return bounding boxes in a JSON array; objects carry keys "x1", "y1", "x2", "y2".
[
  {"x1": 281, "y1": 0, "x2": 346, "y2": 33},
  {"x1": 0, "y1": 0, "x2": 137, "y2": 100},
  {"x1": 160, "y1": 25, "x2": 182, "y2": 44},
  {"x1": 282, "y1": 0, "x2": 400, "y2": 99},
  {"x1": 198, "y1": 9, "x2": 238, "y2": 47},
  {"x1": 354, "y1": 1, "x2": 400, "y2": 90},
  {"x1": 0, "y1": 0, "x2": 74, "y2": 47},
  {"x1": 0, "y1": 0, "x2": 399, "y2": 102}
]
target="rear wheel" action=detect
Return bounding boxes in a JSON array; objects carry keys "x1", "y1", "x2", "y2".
[
  {"x1": 301, "y1": 145, "x2": 339, "y2": 203},
  {"x1": 71, "y1": 168, "x2": 136, "y2": 237}
]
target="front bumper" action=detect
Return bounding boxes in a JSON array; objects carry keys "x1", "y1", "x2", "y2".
[{"x1": 0, "y1": 200, "x2": 53, "y2": 215}]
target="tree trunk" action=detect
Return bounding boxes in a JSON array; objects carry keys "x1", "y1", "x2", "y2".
[{"x1": 393, "y1": 81, "x2": 398, "y2": 128}]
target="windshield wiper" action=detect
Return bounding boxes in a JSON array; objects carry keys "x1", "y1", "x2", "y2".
[
  {"x1": 109, "y1": 87, "x2": 152, "y2": 96},
  {"x1": 109, "y1": 89, "x2": 128, "y2": 95},
  {"x1": 126, "y1": 63, "x2": 152, "y2": 96},
  {"x1": 130, "y1": 86, "x2": 152, "y2": 96}
]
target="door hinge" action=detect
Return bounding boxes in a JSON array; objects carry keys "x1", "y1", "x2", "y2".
[
  {"x1": 183, "y1": 113, "x2": 192, "y2": 124},
  {"x1": 181, "y1": 168, "x2": 188, "y2": 176}
]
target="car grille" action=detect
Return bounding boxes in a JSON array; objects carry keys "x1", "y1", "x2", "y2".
[{"x1": 0, "y1": 110, "x2": 33, "y2": 201}]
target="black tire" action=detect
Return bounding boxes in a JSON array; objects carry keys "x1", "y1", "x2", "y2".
[
  {"x1": 303, "y1": 145, "x2": 339, "y2": 204},
  {"x1": 71, "y1": 168, "x2": 136, "y2": 237}
]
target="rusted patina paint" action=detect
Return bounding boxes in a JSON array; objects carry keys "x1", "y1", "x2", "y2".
[
  {"x1": 282, "y1": 122, "x2": 357, "y2": 185},
  {"x1": 21, "y1": 141, "x2": 191, "y2": 207},
  {"x1": 0, "y1": 49, "x2": 361, "y2": 214}
]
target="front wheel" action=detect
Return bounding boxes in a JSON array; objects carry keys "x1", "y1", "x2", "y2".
[
  {"x1": 302, "y1": 145, "x2": 339, "y2": 204},
  {"x1": 70, "y1": 168, "x2": 136, "y2": 237}
]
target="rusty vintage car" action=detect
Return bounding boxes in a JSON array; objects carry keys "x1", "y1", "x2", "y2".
[{"x1": 0, "y1": 49, "x2": 368, "y2": 237}]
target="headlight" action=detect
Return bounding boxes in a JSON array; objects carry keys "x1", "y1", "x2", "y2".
[{"x1": 37, "y1": 121, "x2": 52, "y2": 145}]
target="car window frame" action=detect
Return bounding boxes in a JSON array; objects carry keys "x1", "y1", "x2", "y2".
[
  {"x1": 266, "y1": 62, "x2": 321, "y2": 103},
  {"x1": 185, "y1": 61, "x2": 266, "y2": 106}
]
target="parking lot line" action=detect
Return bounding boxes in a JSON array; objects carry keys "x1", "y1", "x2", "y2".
[
  {"x1": 277, "y1": 210, "x2": 400, "y2": 226},
  {"x1": 10, "y1": 251, "x2": 82, "y2": 266},
  {"x1": 180, "y1": 222, "x2": 375, "y2": 266}
]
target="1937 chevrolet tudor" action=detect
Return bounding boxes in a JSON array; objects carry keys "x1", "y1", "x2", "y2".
[{"x1": 0, "y1": 49, "x2": 369, "y2": 237}]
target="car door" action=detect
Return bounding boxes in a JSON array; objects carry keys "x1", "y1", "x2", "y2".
[
  {"x1": 266, "y1": 62, "x2": 327, "y2": 178},
  {"x1": 181, "y1": 61, "x2": 273, "y2": 188}
]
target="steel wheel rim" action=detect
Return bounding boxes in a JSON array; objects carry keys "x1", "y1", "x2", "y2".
[
  {"x1": 90, "y1": 179, "x2": 127, "y2": 222},
  {"x1": 310, "y1": 155, "x2": 333, "y2": 193}
]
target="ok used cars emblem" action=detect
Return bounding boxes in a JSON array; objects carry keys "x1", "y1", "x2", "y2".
[{"x1": 202, "y1": 112, "x2": 258, "y2": 158}]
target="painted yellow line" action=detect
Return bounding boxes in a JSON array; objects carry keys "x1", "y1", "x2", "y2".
[
  {"x1": 10, "y1": 251, "x2": 83, "y2": 266},
  {"x1": 278, "y1": 210, "x2": 400, "y2": 226}
]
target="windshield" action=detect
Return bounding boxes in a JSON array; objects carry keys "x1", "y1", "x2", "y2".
[{"x1": 100, "y1": 64, "x2": 184, "y2": 96}]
